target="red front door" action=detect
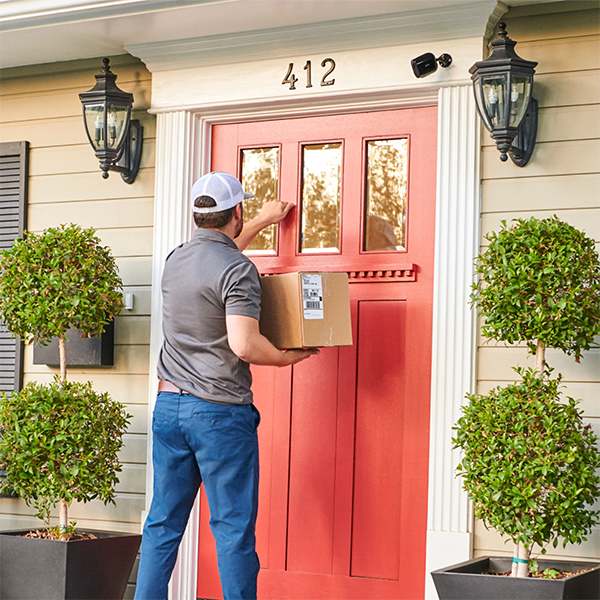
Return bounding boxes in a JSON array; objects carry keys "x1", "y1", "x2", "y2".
[{"x1": 198, "y1": 108, "x2": 437, "y2": 600}]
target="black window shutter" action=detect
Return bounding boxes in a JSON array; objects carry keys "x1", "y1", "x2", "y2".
[{"x1": 0, "y1": 141, "x2": 28, "y2": 393}]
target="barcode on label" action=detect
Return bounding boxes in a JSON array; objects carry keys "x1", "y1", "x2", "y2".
[{"x1": 301, "y1": 274, "x2": 324, "y2": 320}]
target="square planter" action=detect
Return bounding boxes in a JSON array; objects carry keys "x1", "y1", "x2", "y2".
[
  {"x1": 33, "y1": 321, "x2": 115, "y2": 367},
  {"x1": 0, "y1": 530, "x2": 141, "y2": 600},
  {"x1": 431, "y1": 557, "x2": 600, "y2": 600}
]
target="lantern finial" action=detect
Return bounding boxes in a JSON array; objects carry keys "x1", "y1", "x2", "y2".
[{"x1": 497, "y1": 22, "x2": 508, "y2": 40}]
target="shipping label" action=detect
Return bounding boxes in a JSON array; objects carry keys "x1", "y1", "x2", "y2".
[{"x1": 301, "y1": 274, "x2": 324, "y2": 320}]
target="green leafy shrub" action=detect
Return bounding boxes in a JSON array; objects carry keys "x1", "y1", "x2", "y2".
[
  {"x1": 456, "y1": 216, "x2": 600, "y2": 577},
  {"x1": 454, "y1": 367, "x2": 600, "y2": 551},
  {"x1": 0, "y1": 223, "x2": 128, "y2": 538},
  {"x1": 473, "y1": 216, "x2": 600, "y2": 359},
  {"x1": 0, "y1": 223, "x2": 123, "y2": 345},
  {"x1": 0, "y1": 377, "x2": 130, "y2": 525}
]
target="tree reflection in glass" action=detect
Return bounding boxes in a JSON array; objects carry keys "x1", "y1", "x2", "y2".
[
  {"x1": 365, "y1": 139, "x2": 408, "y2": 252},
  {"x1": 300, "y1": 143, "x2": 342, "y2": 253},
  {"x1": 241, "y1": 147, "x2": 280, "y2": 253}
]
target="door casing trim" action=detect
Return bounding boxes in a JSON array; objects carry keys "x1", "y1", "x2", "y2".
[{"x1": 145, "y1": 85, "x2": 480, "y2": 600}]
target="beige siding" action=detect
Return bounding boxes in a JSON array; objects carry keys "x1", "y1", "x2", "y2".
[
  {"x1": 475, "y1": 3, "x2": 600, "y2": 563},
  {"x1": 0, "y1": 55, "x2": 154, "y2": 535}
]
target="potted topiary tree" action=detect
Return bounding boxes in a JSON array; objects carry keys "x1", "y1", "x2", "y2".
[
  {"x1": 0, "y1": 223, "x2": 141, "y2": 600},
  {"x1": 432, "y1": 216, "x2": 600, "y2": 600}
]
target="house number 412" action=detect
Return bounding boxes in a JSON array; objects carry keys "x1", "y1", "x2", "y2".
[{"x1": 282, "y1": 59, "x2": 336, "y2": 90}]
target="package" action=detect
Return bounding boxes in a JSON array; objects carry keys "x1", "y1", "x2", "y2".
[{"x1": 259, "y1": 272, "x2": 353, "y2": 349}]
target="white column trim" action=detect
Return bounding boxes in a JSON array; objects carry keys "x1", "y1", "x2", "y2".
[
  {"x1": 424, "y1": 84, "x2": 481, "y2": 599},
  {"x1": 144, "y1": 109, "x2": 199, "y2": 600}
]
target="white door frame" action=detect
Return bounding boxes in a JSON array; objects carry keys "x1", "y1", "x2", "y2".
[{"x1": 146, "y1": 83, "x2": 481, "y2": 600}]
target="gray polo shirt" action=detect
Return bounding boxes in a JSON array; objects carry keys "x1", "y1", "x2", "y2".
[{"x1": 157, "y1": 228, "x2": 262, "y2": 405}]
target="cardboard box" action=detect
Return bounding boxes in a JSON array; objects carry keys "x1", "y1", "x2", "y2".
[{"x1": 259, "y1": 272, "x2": 353, "y2": 349}]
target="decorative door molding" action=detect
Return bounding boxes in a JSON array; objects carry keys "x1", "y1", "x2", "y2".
[
  {"x1": 144, "y1": 109, "x2": 199, "y2": 600},
  {"x1": 147, "y1": 84, "x2": 481, "y2": 600},
  {"x1": 425, "y1": 84, "x2": 481, "y2": 599}
]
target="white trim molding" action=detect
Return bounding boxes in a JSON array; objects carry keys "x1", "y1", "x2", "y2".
[
  {"x1": 145, "y1": 109, "x2": 199, "y2": 599},
  {"x1": 127, "y1": 2, "x2": 495, "y2": 72},
  {"x1": 424, "y1": 84, "x2": 481, "y2": 599},
  {"x1": 148, "y1": 84, "x2": 482, "y2": 599}
]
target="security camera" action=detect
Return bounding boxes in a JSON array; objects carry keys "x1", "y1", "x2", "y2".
[{"x1": 411, "y1": 53, "x2": 452, "y2": 78}]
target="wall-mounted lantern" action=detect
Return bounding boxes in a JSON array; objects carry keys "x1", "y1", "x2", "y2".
[
  {"x1": 79, "y1": 58, "x2": 143, "y2": 183},
  {"x1": 469, "y1": 22, "x2": 538, "y2": 167}
]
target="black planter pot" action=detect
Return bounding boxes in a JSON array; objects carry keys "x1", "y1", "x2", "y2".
[
  {"x1": 431, "y1": 556, "x2": 600, "y2": 600},
  {"x1": 0, "y1": 530, "x2": 141, "y2": 600}
]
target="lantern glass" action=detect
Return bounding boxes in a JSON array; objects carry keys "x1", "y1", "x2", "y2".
[
  {"x1": 84, "y1": 103, "x2": 129, "y2": 151},
  {"x1": 84, "y1": 104, "x2": 104, "y2": 150},
  {"x1": 508, "y1": 75, "x2": 532, "y2": 127},
  {"x1": 481, "y1": 73, "x2": 508, "y2": 129},
  {"x1": 474, "y1": 79, "x2": 491, "y2": 131}
]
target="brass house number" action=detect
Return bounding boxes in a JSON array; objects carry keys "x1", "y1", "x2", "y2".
[{"x1": 282, "y1": 59, "x2": 336, "y2": 90}]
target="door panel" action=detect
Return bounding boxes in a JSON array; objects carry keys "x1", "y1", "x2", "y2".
[
  {"x1": 351, "y1": 300, "x2": 406, "y2": 581},
  {"x1": 199, "y1": 107, "x2": 437, "y2": 600},
  {"x1": 287, "y1": 348, "x2": 339, "y2": 574}
]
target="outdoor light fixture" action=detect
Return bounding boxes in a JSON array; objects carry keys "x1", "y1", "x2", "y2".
[
  {"x1": 469, "y1": 22, "x2": 538, "y2": 166},
  {"x1": 79, "y1": 58, "x2": 143, "y2": 183},
  {"x1": 411, "y1": 52, "x2": 452, "y2": 78}
]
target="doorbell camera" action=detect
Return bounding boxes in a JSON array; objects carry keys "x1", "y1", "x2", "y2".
[{"x1": 411, "y1": 53, "x2": 452, "y2": 78}]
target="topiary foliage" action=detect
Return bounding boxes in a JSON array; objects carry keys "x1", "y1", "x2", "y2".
[
  {"x1": 0, "y1": 223, "x2": 123, "y2": 345},
  {"x1": 472, "y1": 216, "x2": 600, "y2": 359},
  {"x1": 453, "y1": 367, "x2": 600, "y2": 553},
  {"x1": 0, "y1": 377, "x2": 130, "y2": 526}
]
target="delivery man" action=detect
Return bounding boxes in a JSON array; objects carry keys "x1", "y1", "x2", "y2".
[{"x1": 134, "y1": 172, "x2": 318, "y2": 600}]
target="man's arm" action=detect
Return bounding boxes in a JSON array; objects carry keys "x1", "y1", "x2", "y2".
[
  {"x1": 226, "y1": 314, "x2": 318, "y2": 366},
  {"x1": 235, "y1": 201, "x2": 293, "y2": 251}
]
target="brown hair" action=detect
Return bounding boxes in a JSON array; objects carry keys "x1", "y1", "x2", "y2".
[{"x1": 193, "y1": 196, "x2": 236, "y2": 229}]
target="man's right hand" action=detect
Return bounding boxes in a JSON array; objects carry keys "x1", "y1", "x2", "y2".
[
  {"x1": 227, "y1": 315, "x2": 320, "y2": 367},
  {"x1": 281, "y1": 348, "x2": 320, "y2": 365}
]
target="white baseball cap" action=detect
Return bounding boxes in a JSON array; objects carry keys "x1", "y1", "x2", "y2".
[{"x1": 191, "y1": 171, "x2": 254, "y2": 214}]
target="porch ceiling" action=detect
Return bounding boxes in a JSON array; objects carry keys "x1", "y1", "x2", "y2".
[{"x1": 0, "y1": 0, "x2": 561, "y2": 70}]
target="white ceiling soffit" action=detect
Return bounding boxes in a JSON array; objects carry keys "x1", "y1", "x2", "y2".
[
  {"x1": 0, "y1": 0, "x2": 500, "y2": 70},
  {"x1": 0, "y1": 0, "x2": 226, "y2": 30},
  {"x1": 126, "y1": 1, "x2": 498, "y2": 72}
]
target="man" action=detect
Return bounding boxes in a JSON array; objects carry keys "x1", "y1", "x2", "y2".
[{"x1": 135, "y1": 172, "x2": 317, "y2": 600}]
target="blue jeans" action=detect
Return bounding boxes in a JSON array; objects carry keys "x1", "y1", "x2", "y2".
[{"x1": 134, "y1": 392, "x2": 260, "y2": 600}]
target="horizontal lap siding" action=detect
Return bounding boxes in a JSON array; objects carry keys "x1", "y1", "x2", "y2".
[
  {"x1": 0, "y1": 55, "x2": 154, "y2": 537},
  {"x1": 475, "y1": 4, "x2": 600, "y2": 562}
]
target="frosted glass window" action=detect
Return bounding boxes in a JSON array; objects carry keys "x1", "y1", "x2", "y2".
[
  {"x1": 241, "y1": 147, "x2": 280, "y2": 253},
  {"x1": 300, "y1": 143, "x2": 342, "y2": 253},
  {"x1": 364, "y1": 139, "x2": 408, "y2": 252}
]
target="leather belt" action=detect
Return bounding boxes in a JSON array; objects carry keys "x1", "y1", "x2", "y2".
[{"x1": 158, "y1": 380, "x2": 189, "y2": 394}]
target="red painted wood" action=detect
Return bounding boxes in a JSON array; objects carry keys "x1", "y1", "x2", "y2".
[
  {"x1": 351, "y1": 300, "x2": 406, "y2": 580},
  {"x1": 258, "y1": 569, "x2": 399, "y2": 600},
  {"x1": 331, "y1": 301, "x2": 359, "y2": 578},
  {"x1": 197, "y1": 491, "x2": 222, "y2": 599},
  {"x1": 199, "y1": 107, "x2": 437, "y2": 600},
  {"x1": 286, "y1": 348, "x2": 339, "y2": 574}
]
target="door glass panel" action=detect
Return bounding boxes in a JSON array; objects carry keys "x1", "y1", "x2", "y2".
[
  {"x1": 241, "y1": 147, "x2": 280, "y2": 253},
  {"x1": 364, "y1": 139, "x2": 408, "y2": 252},
  {"x1": 300, "y1": 143, "x2": 342, "y2": 253}
]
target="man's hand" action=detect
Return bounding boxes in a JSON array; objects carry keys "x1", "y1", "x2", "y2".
[
  {"x1": 281, "y1": 348, "x2": 320, "y2": 365},
  {"x1": 235, "y1": 201, "x2": 294, "y2": 251},
  {"x1": 226, "y1": 315, "x2": 319, "y2": 367},
  {"x1": 256, "y1": 201, "x2": 293, "y2": 227}
]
